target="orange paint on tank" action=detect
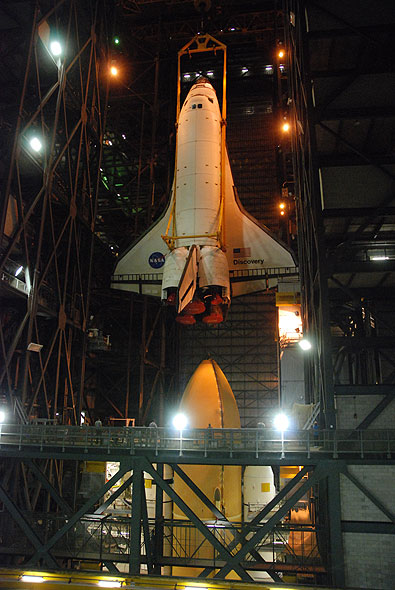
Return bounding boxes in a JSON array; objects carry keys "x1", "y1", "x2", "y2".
[{"x1": 173, "y1": 359, "x2": 241, "y2": 577}]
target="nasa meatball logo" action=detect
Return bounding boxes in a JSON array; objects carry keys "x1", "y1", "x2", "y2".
[{"x1": 149, "y1": 252, "x2": 165, "y2": 269}]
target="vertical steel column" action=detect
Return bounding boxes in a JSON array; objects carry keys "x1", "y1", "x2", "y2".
[
  {"x1": 327, "y1": 469, "x2": 345, "y2": 587},
  {"x1": 138, "y1": 298, "x2": 147, "y2": 425},
  {"x1": 147, "y1": 54, "x2": 160, "y2": 224},
  {"x1": 153, "y1": 462, "x2": 164, "y2": 574},
  {"x1": 129, "y1": 460, "x2": 143, "y2": 574},
  {"x1": 125, "y1": 296, "x2": 134, "y2": 419}
]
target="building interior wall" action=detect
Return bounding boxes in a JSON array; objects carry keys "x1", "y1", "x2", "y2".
[{"x1": 0, "y1": 0, "x2": 395, "y2": 588}]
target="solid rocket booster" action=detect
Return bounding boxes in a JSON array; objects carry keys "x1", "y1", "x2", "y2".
[
  {"x1": 172, "y1": 359, "x2": 241, "y2": 576},
  {"x1": 112, "y1": 78, "x2": 296, "y2": 325}
]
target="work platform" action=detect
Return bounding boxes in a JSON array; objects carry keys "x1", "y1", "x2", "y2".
[
  {"x1": 0, "y1": 424, "x2": 394, "y2": 464},
  {"x1": 1, "y1": 424, "x2": 393, "y2": 582}
]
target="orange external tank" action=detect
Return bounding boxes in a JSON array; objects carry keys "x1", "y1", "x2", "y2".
[{"x1": 172, "y1": 359, "x2": 241, "y2": 577}]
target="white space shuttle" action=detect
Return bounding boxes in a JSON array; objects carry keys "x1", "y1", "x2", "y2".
[{"x1": 111, "y1": 78, "x2": 296, "y2": 325}]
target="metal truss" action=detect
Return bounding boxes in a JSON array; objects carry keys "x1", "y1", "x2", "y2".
[
  {"x1": 283, "y1": 0, "x2": 336, "y2": 428},
  {"x1": 283, "y1": 0, "x2": 395, "y2": 429},
  {"x1": 0, "y1": 441, "x2": 393, "y2": 584},
  {"x1": 0, "y1": 0, "x2": 112, "y2": 546},
  {"x1": 0, "y1": 0, "x2": 109, "y2": 424}
]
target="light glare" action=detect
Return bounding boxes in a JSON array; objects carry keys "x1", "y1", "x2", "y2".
[
  {"x1": 173, "y1": 412, "x2": 188, "y2": 430},
  {"x1": 299, "y1": 338, "x2": 312, "y2": 351},
  {"x1": 21, "y1": 576, "x2": 44, "y2": 583},
  {"x1": 274, "y1": 413, "x2": 289, "y2": 431},
  {"x1": 50, "y1": 41, "x2": 62, "y2": 56},
  {"x1": 0, "y1": 410, "x2": 6, "y2": 423},
  {"x1": 15, "y1": 265, "x2": 23, "y2": 277},
  {"x1": 282, "y1": 122, "x2": 290, "y2": 132},
  {"x1": 110, "y1": 66, "x2": 118, "y2": 76},
  {"x1": 97, "y1": 582, "x2": 121, "y2": 588},
  {"x1": 29, "y1": 137, "x2": 42, "y2": 152}
]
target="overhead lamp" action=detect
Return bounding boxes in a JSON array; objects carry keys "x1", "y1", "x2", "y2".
[
  {"x1": 21, "y1": 575, "x2": 44, "y2": 583},
  {"x1": 273, "y1": 413, "x2": 289, "y2": 432},
  {"x1": 113, "y1": 37, "x2": 120, "y2": 45},
  {"x1": 50, "y1": 40, "x2": 62, "y2": 56},
  {"x1": 183, "y1": 73, "x2": 191, "y2": 80},
  {"x1": 173, "y1": 412, "x2": 188, "y2": 430},
  {"x1": 110, "y1": 66, "x2": 118, "y2": 76},
  {"x1": 241, "y1": 67, "x2": 249, "y2": 74},
  {"x1": 299, "y1": 338, "x2": 312, "y2": 351},
  {"x1": 278, "y1": 50, "x2": 285, "y2": 58},
  {"x1": 279, "y1": 202, "x2": 285, "y2": 210},
  {"x1": 15, "y1": 265, "x2": 23, "y2": 277},
  {"x1": 29, "y1": 137, "x2": 43, "y2": 152},
  {"x1": 282, "y1": 122, "x2": 290, "y2": 132},
  {"x1": 97, "y1": 581, "x2": 121, "y2": 588},
  {"x1": 207, "y1": 71, "x2": 214, "y2": 77}
]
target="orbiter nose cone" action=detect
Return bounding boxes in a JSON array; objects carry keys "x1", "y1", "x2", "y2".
[{"x1": 179, "y1": 359, "x2": 240, "y2": 428}]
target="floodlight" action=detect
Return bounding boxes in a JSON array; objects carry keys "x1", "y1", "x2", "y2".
[
  {"x1": 29, "y1": 137, "x2": 42, "y2": 152},
  {"x1": 173, "y1": 412, "x2": 188, "y2": 430},
  {"x1": 273, "y1": 413, "x2": 289, "y2": 431},
  {"x1": 299, "y1": 338, "x2": 312, "y2": 351},
  {"x1": 21, "y1": 575, "x2": 44, "y2": 583},
  {"x1": 97, "y1": 582, "x2": 121, "y2": 588},
  {"x1": 50, "y1": 40, "x2": 62, "y2": 56}
]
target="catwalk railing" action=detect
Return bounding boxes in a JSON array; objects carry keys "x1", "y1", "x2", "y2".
[
  {"x1": 0, "y1": 424, "x2": 394, "y2": 460},
  {"x1": 0, "y1": 512, "x2": 322, "y2": 573},
  {"x1": 111, "y1": 266, "x2": 299, "y2": 286}
]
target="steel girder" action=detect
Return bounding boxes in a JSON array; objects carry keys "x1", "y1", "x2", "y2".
[
  {"x1": 1, "y1": 451, "x2": 393, "y2": 584},
  {"x1": 0, "y1": 0, "x2": 109, "y2": 425}
]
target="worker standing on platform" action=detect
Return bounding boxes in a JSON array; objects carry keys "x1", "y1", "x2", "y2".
[
  {"x1": 94, "y1": 418, "x2": 102, "y2": 444},
  {"x1": 148, "y1": 420, "x2": 158, "y2": 445}
]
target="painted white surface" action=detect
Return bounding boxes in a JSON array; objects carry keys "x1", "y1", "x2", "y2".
[
  {"x1": 112, "y1": 79, "x2": 295, "y2": 300},
  {"x1": 243, "y1": 465, "x2": 275, "y2": 521}
]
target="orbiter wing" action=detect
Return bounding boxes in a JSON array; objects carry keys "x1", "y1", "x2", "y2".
[
  {"x1": 222, "y1": 148, "x2": 296, "y2": 297},
  {"x1": 111, "y1": 149, "x2": 296, "y2": 299}
]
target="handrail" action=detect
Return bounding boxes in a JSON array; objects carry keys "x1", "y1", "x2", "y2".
[{"x1": 0, "y1": 424, "x2": 393, "y2": 459}]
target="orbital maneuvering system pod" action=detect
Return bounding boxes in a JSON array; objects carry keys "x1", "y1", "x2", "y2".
[{"x1": 112, "y1": 77, "x2": 296, "y2": 325}]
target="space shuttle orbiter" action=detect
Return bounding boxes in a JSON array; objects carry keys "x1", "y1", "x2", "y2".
[{"x1": 111, "y1": 78, "x2": 296, "y2": 325}]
